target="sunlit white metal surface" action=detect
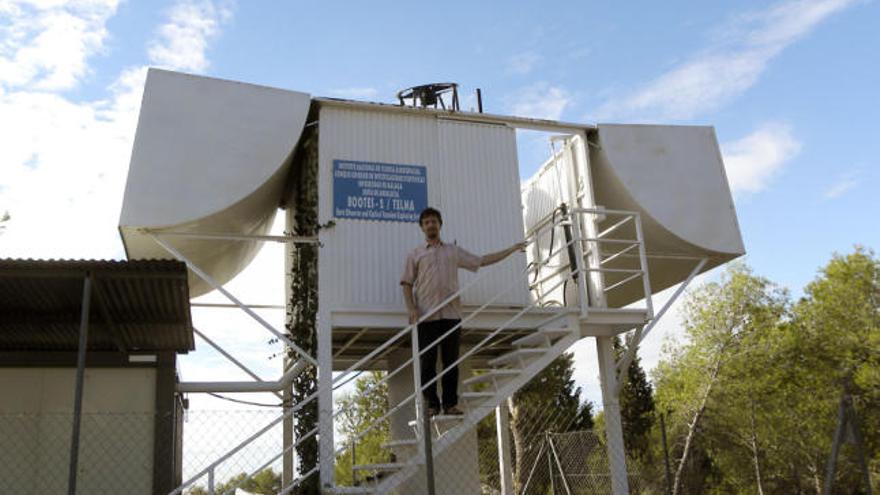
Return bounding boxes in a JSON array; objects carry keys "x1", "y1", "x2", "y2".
[
  {"x1": 119, "y1": 69, "x2": 311, "y2": 296},
  {"x1": 316, "y1": 105, "x2": 529, "y2": 312},
  {"x1": 523, "y1": 124, "x2": 745, "y2": 307}
]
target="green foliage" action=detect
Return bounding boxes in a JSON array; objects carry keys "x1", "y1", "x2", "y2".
[
  {"x1": 650, "y1": 250, "x2": 880, "y2": 495},
  {"x1": 613, "y1": 336, "x2": 656, "y2": 460},
  {"x1": 507, "y1": 352, "x2": 594, "y2": 493},
  {"x1": 334, "y1": 372, "x2": 391, "y2": 486},
  {"x1": 285, "y1": 126, "x2": 320, "y2": 494},
  {"x1": 187, "y1": 468, "x2": 281, "y2": 495}
]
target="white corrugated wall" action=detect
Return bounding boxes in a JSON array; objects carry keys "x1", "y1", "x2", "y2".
[
  {"x1": 317, "y1": 106, "x2": 529, "y2": 312},
  {"x1": 521, "y1": 146, "x2": 575, "y2": 307}
]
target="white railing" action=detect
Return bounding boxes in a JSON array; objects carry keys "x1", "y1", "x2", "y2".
[
  {"x1": 168, "y1": 206, "x2": 653, "y2": 494},
  {"x1": 572, "y1": 207, "x2": 654, "y2": 318},
  {"x1": 168, "y1": 211, "x2": 575, "y2": 494},
  {"x1": 525, "y1": 207, "x2": 653, "y2": 317}
]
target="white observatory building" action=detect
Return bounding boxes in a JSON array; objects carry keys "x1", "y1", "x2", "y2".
[{"x1": 120, "y1": 69, "x2": 744, "y2": 494}]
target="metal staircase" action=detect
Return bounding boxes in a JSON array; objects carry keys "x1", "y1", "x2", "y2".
[
  {"x1": 340, "y1": 312, "x2": 582, "y2": 494},
  {"x1": 167, "y1": 206, "x2": 657, "y2": 495}
]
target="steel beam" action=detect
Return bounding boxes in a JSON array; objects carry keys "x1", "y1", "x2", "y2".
[{"x1": 67, "y1": 274, "x2": 92, "y2": 495}]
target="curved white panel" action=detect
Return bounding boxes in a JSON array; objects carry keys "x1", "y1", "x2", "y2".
[
  {"x1": 590, "y1": 124, "x2": 745, "y2": 306},
  {"x1": 592, "y1": 124, "x2": 744, "y2": 255},
  {"x1": 119, "y1": 69, "x2": 311, "y2": 296}
]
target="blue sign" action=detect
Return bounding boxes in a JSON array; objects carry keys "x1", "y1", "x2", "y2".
[{"x1": 332, "y1": 160, "x2": 427, "y2": 222}]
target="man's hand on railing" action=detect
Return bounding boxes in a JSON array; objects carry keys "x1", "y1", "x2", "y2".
[
  {"x1": 409, "y1": 308, "x2": 420, "y2": 325},
  {"x1": 481, "y1": 240, "x2": 529, "y2": 267}
]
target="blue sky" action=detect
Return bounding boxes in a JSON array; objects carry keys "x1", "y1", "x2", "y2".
[{"x1": 1, "y1": 0, "x2": 878, "y2": 410}]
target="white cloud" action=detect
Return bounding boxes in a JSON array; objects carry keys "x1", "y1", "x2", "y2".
[
  {"x1": 0, "y1": 0, "x2": 120, "y2": 91},
  {"x1": 0, "y1": 1, "x2": 233, "y2": 260},
  {"x1": 721, "y1": 122, "x2": 801, "y2": 194},
  {"x1": 595, "y1": 0, "x2": 856, "y2": 121},
  {"x1": 823, "y1": 170, "x2": 860, "y2": 199},
  {"x1": 327, "y1": 86, "x2": 379, "y2": 100},
  {"x1": 506, "y1": 50, "x2": 541, "y2": 75},
  {"x1": 147, "y1": 0, "x2": 232, "y2": 73},
  {"x1": 507, "y1": 82, "x2": 571, "y2": 121}
]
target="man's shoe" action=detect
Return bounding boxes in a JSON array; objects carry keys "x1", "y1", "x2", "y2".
[
  {"x1": 443, "y1": 405, "x2": 464, "y2": 416},
  {"x1": 425, "y1": 406, "x2": 440, "y2": 418}
]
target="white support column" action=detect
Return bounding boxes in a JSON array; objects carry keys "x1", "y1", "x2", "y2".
[
  {"x1": 562, "y1": 138, "x2": 591, "y2": 317},
  {"x1": 496, "y1": 401, "x2": 515, "y2": 495},
  {"x1": 317, "y1": 308, "x2": 335, "y2": 490},
  {"x1": 571, "y1": 134, "x2": 606, "y2": 308},
  {"x1": 597, "y1": 336, "x2": 630, "y2": 495},
  {"x1": 573, "y1": 132, "x2": 630, "y2": 495}
]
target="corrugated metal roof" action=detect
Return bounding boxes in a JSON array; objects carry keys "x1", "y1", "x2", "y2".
[{"x1": 0, "y1": 259, "x2": 194, "y2": 353}]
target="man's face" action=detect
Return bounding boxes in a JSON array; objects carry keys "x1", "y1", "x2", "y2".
[{"x1": 420, "y1": 215, "x2": 441, "y2": 240}]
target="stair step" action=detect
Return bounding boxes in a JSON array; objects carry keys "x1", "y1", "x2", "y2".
[
  {"x1": 460, "y1": 391, "x2": 494, "y2": 403},
  {"x1": 512, "y1": 328, "x2": 571, "y2": 348},
  {"x1": 463, "y1": 369, "x2": 520, "y2": 387},
  {"x1": 488, "y1": 348, "x2": 546, "y2": 367},
  {"x1": 407, "y1": 414, "x2": 465, "y2": 428},
  {"x1": 329, "y1": 487, "x2": 375, "y2": 494},
  {"x1": 352, "y1": 462, "x2": 407, "y2": 472},
  {"x1": 381, "y1": 438, "x2": 418, "y2": 450}
]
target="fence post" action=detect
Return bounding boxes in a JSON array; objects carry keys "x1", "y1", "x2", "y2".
[
  {"x1": 67, "y1": 274, "x2": 92, "y2": 495},
  {"x1": 496, "y1": 402, "x2": 515, "y2": 495},
  {"x1": 422, "y1": 404, "x2": 436, "y2": 495},
  {"x1": 410, "y1": 325, "x2": 424, "y2": 439}
]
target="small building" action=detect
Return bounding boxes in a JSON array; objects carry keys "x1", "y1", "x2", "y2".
[{"x1": 0, "y1": 259, "x2": 194, "y2": 495}]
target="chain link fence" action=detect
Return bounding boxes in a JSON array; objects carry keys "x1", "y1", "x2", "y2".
[
  {"x1": 544, "y1": 430, "x2": 646, "y2": 494},
  {"x1": 2, "y1": 408, "x2": 648, "y2": 495},
  {"x1": 0, "y1": 409, "x2": 302, "y2": 495},
  {"x1": 473, "y1": 404, "x2": 646, "y2": 495},
  {"x1": 1, "y1": 411, "x2": 157, "y2": 495},
  {"x1": 180, "y1": 409, "x2": 288, "y2": 494}
]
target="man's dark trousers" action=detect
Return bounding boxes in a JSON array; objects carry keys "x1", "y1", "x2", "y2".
[{"x1": 418, "y1": 318, "x2": 461, "y2": 410}]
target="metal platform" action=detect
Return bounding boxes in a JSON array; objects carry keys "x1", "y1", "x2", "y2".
[{"x1": 330, "y1": 305, "x2": 649, "y2": 370}]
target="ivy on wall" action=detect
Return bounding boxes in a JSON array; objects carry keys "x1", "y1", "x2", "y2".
[{"x1": 285, "y1": 125, "x2": 320, "y2": 494}]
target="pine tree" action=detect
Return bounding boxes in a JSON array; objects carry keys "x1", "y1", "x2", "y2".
[
  {"x1": 613, "y1": 336, "x2": 655, "y2": 460},
  {"x1": 508, "y1": 352, "x2": 594, "y2": 493}
]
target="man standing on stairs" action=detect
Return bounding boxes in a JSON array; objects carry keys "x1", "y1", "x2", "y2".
[{"x1": 401, "y1": 207, "x2": 526, "y2": 417}]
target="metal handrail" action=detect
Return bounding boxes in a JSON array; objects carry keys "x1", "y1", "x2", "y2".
[
  {"x1": 329, "y1": 207, "x2": 648, "y2": 489},
  {"x1": 169, "y1": 211, "x2": 575, "y2": 495},
  {"x1": 329, "y1": 235, "x2": 581, "y2": 466},
  {"x1": 329, "y1": 264, "x2": 580, "y2": 473},
  {"x1": 174, "y1": 207, "x2": 653, "y2": 494},
  {"x1": 330, "y1": 211, "x2": 567, "y2": 389},
  {"x1": 568, "y1": 208, "x2": 654, "y2": 316}
]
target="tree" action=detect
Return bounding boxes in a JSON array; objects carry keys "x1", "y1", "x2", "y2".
[
  {"x1": 334, "y1": 372, "x2": 391, "y2": 486},
  {"x1": 792, "y1": 247, "x2": 880, "y2": 492},
  {"x1": 652, "y1": 262, "x2": 788, "y2": 495},
  {"x1": 613, "y1": 336, "x2": 656, "y2": 461},
  {"x1": 507, "y1": 352, "x2": 594, "y2": 493},
  {"x1": 0, "y1": 210, "x2": 9, "y2": 235},
  {"x1": 651, "y1": 251, "x2": 880, "y2": 494},
  {"x1": 188, "y1": 468, "x2": 282, "y2": 495}
]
